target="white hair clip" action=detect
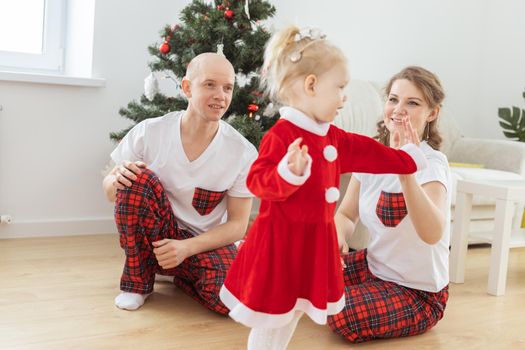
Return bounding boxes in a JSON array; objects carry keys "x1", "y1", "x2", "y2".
[
  {"x1": 294, "y1": 27, "x2": 325, "y2": 42},
  {"x1": 289, "y1": 27, "x2": 326, "y2": 63},
  {"x1": 289, "y1": 51, "x2": 302, "y2": 63}
]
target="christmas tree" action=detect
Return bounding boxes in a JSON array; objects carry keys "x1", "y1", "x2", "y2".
[{"x1": 110, "y1": 0, "x2": 278, "y2": 147}]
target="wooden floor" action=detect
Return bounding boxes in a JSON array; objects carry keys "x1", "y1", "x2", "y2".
[{"x1": 1, "y1": 235, "x2": 524, "y2": 350}]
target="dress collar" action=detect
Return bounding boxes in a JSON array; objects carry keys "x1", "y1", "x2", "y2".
[{"x1": 279, "y1": 106, "x2": 330, "y2": 136}]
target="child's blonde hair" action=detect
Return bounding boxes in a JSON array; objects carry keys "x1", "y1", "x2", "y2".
[{"x1": 261, "y1": 26, "x2": 347, "y2": 104}]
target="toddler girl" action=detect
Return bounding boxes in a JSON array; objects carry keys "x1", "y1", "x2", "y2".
[{"x1": 220, "y1": 26, "x2": 427, "y2": 350}]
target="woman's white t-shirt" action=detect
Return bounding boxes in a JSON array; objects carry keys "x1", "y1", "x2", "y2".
[
  {"x1": 353, "y1": 142, "x2": 451, "y2": 292},
  {"x1": 111, "y1": 111, "x2": 258, "y2": 235}
]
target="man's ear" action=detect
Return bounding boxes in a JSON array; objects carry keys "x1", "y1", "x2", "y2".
[
  {"x1": 304, "y1": 74, "x2": 317, "y2": 97},
  {"x1": 181, "y1": 77, "x2": 191, "y2": 98}
]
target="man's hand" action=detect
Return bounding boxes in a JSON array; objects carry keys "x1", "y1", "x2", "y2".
[
  {"x1": 113, "y1": 161, "x2": 147, "y2": 190},
  {"x1": 287, "y1": 137, "x2": 309, "y2": 176},
  {"x1": 152, "y1": 239, "x2": 192, "y2": 269},
  {"x1": 103, "y1": 160, "x2": 147, "y2": 202}
]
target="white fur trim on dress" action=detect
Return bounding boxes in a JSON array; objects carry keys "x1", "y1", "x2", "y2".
[
  {"x1": 279, "y1": 106, "x2": 330, "y2": 136},
  {"x1": 277, "y1": 153, "x2": 313, "y2": 186},
  {"x1": 323, "y1": 145, "x2": 338, "y2": 162},
  {"x1": 400, "y1": 143, "x2": 428, "y2": 171},
  {"x1": 220, "y1": 285, "x2": 345, "y2": 329}
]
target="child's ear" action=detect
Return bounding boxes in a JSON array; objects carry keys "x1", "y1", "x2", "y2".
[
  {"x1": 181, "y1": 77, "x2": 192, "y2": 98},
  {"x1": 304, "y1": 74, "x2": 317, "y2": 96}
]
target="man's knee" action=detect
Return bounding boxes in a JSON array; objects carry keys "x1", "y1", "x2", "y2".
[
  {"x1": 115, "y1": 167, "x2": 168, "y2": 232},
  {"x1": 195, "y1": 268, "x2": 230, "y2": 315},
  {"x1": 207, "y1": 293, "x2": 229, "y2": 315},
  {"x1": 116, "y1": 168, "x2": 163, "y2": 203},
  {"x1": 200, "y1": 288, "x2": 229, "y2": 315},
  {"x1": 125, "y1": 168, "x2": 160, "y2": 191},
  {"x1": 327, "y1": 314, "x2": 361, "y2": 343}
]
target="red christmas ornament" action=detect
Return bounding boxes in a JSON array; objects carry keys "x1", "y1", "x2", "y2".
[
  {"x1": 159, "y1": 41, "x2": 171, "y2": 54},
  {"x1": 248, "y1": 103, "x2": 259, "y2": 118},
  {"x1": 224, "y1": 9, "x2": 234, "y2": 20},
  {"x1": 248, "y1": 103, "x2": 259, "y2": 113}
]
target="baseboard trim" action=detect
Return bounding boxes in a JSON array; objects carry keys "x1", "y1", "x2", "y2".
[{"x1": 0, "y1": 217, "x2": 117, "y2": 239}]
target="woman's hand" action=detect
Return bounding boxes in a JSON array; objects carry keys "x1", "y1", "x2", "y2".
[
  {"x1": 392, "y1": 117, "x2": 420, "y2": 182},
  {"x1": 391, "y1": 116, "x2": 420, "y2": 149}
]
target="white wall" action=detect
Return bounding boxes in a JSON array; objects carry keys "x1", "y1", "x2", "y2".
[
  {"x1": 272, "y1": 0, "x2": 525, "y2": 139},
  {"x1": 1, "y1": 0, "x2": 523, "y2": 238},
  {"x1": 0, "y1": 0, "x2": 191, "y2": 238}
]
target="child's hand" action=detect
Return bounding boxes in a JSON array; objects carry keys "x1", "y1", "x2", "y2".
[
  {"x1": 392, "y1": 116, "x2": 420, "y2": 149},
  {"x1": 287, "y1": 137, "x2": 309, "y2": 176}
]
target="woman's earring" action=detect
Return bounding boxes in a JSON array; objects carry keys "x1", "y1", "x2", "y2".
[{"x1": 425, "y1": 122, "x2": 431, "y2": 140}]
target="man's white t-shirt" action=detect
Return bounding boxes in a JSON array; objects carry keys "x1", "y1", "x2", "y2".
[
  {"x1": 111, "y1": 111, "x2": 258, "y2": 235},
  {"x1": 353, "y1": 142, "x2": 451, "y2": 292}
]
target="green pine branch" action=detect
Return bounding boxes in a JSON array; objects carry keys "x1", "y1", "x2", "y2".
[
  {"x1": 111, "y1": 0, "x2": 278, "y2": 147},
  {"x1": 226, "y1": 114, "x2": 264, "y2": 148}
]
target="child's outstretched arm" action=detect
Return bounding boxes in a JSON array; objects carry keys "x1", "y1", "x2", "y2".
[
  {"x1": 338, "y1": 128, "x2": 427, "y2": 175},
  {"x1": 247, "y1": 134, "x2": 312, "y2": 201}
]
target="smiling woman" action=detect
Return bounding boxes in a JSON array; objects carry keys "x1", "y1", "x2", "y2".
[{"x1": 329, "y1": 66, "x2": 450, "y2": 343}]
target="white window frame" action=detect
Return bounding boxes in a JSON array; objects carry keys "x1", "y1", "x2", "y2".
[{"x1": 0, "y1": 0, "x2": 66, "y2": 73}]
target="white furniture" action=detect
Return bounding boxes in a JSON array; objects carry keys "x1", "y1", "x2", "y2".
[
  {"x1": 333, "y1": 80, "x2": 525, "y2": 248},
  {"x1": 449, "y1": 179, "x2": 525, "y2": 296}
]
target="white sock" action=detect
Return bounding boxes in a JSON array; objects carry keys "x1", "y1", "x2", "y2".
[
  {"x1": 247, "y1": 311, "x2": 304, "y2": 350},
  {"x1": 155, "y1": 274, "x2": 174, "y2": 283},
  {"x1": 114, "y1": 292, "x2": 151, "y2": 310}
]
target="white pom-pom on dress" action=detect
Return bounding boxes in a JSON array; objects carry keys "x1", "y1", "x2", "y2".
[
  {"x1": 325, "y1": 187, "x2": 340, "y2": 203},
  {"x1": 323, "y1": 145, "x2": 338, "y2": 162}
]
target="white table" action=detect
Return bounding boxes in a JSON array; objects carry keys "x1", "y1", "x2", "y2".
[{"x1": 449, "y1": 179, "x2": 525, "y2": 296}]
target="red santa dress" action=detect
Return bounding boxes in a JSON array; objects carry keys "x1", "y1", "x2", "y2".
[{"x1": 220, "y1": 107, "x2": 427, "y2": 328}]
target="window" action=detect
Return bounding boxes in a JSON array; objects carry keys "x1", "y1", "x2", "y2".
[{"x1": 0, "y1": 0, "x2": 66, "y2": 73}]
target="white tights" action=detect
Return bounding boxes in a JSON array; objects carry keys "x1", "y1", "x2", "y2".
[{"x1": 247, "y1": 311, "x2": 304, "y2": 350}]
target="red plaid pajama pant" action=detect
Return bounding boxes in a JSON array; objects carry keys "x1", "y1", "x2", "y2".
[
  {"x1": 328, "y1": 250, "x2": 449, "y2": 343},
  {"x1": 114, "y1": 168, "x2": 236, "y2": 315}
]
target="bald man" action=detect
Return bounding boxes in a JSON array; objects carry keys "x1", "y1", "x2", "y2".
[{"x1": 103, "y1": 53, "x2": 258, "y2": 312}]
